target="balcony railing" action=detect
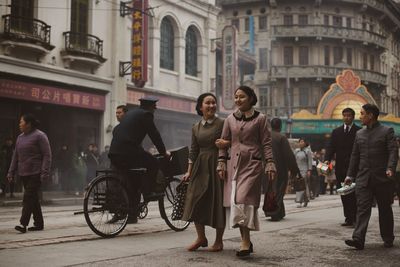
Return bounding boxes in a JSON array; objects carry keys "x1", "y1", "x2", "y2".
[
  {"x1": 272, "y1": 24, "x2": 386, "y2": 49},
  {"x1": 2, "y1": 15, "x2": 53, "y2": 49},
  {"x1": 63, "y1": 31, "x2": 105, "y2": 62},
  {"x1": 270, "y1": 65, "x2": 387, "y2": 86}
]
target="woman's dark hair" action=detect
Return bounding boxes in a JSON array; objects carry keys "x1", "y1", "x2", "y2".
[
  {"x1": 271, "y1": 118, "x2": 282, "y2": 132},
  {"x1": 342, "y1": 107, "x2": 355, "y2": 117},
  {"x1": 21, "y1": 113, "x2": 40, "y2": 129},
  {"x1": 235, "y1": 85, "x2": 258, "y2": 106},
  {"x1": 362, "y1": 103, "x2": 380, "y2": 119},
  {"x1": 195, "y1": 93, "x2": 217, "y2": 116}
]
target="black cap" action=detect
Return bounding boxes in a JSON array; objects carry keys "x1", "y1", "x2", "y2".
[{"x1": 139, "y1": 96, "x2": 158, "y2": 107}]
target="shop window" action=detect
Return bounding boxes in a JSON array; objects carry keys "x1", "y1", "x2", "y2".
[
  {"x1": 185, "y1": 26, "x2": 198, "y2": 76},
  {"x1": 160, "y1": 18, "x2": 175, "y2": 70},
  {"x1": 284, "y1": 46, "x2": 293, "y2": 65},
  {"x1": 299, "y1": 46, "x2": 309, "y2": 65}
]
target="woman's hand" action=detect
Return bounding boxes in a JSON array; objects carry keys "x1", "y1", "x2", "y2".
[
  {"x1": 265, "y1": 161, "x2": 277, "y2": 180},
  {"x1": 215, "y1": 139, "x2": 230, "y2": 149},
  {"x1": 182, "y1": 172, "x2": 191, "y2": 182},
  {"x1": 216, "y1": 161, "x2": 226, "y2": 180}
]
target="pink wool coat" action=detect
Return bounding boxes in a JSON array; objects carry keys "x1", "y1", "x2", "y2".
[{"x1": 218, "y1": 110, "x2": 273, "y2": 208}]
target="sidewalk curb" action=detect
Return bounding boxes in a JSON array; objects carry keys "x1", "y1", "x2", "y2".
[{"x1": 1, "y1": 197, "x2": 83, "y2": 207}]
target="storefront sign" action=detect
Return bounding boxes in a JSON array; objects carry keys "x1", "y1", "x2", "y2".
[
  {"x1": 0, "y1": 79, "x2": 105, "y2": 111},
  {"x1": 127, "y1": 90, "x2": 196, "y2": 114},
  {"x1": 222, "y1": 25, "x2": 238, "y2": 110},
  {"x1": 131, "y1": 0, "x2": 148, "y2": 87}
]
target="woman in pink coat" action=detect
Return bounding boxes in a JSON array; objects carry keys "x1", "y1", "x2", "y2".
[{"x1": 217, "y1": 86, "x2": 276, "y2": 257}]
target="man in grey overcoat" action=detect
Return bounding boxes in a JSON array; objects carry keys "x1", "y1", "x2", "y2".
[{"x1": 345, "y1": 104, "x2": 398, "y2": 250}]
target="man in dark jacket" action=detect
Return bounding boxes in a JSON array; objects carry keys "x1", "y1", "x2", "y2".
[
  {"x1": 325, "y1": 108, "x2": 361, "y2": 226},
  {"x1": 265, "y1": 118, "x2": 299, "y2": 221},
  {"x1": 345, "y1": 104, "x2": 398, "y2": 250},
  {"x1": 109, "y1": 97, "x2": 170, "y2": 221}
]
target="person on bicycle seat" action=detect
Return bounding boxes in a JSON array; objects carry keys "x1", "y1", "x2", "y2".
[{"x1": 109, "y1": 96, "x2": 170, "y2": 205}]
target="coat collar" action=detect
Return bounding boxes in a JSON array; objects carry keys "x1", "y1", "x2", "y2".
[{"x1": 233, "y1": 108, "x2": 260, "y2": 121}]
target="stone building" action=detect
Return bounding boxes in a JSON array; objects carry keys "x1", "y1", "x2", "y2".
[
  {"x1": 0, "y1": 0, "x2": 219, "y2": 155},
  {"x1": 217, "y1": 0, "x2": 400, "y2": 118}
]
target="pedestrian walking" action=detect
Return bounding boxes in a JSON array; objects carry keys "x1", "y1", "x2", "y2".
[
  {"x1": 84, "y1": 143, "x2": 100, "y2": 183},
  {"x1": 0, "y1": 137, "x2": 15, "y2": 198},
  {"x1": 217, "y1": 86, "x2": 276, "y2": 257},
  {"x1": 325, "y1": 107, "x2": 361, "y2": 227},
  {"x1": 182, "y1": 93, "x2": 226, "y2": 252},
  {"x1": 345, "y1": 104, "x2": 398, "y2": 250},
  {"x1": 99, "y1": 145, "x2": 111, "y2": 169},
  {"x1": 294, "y1": 138, "x2": 312, "y2": 207},
  {"x1": 394, "y1": 138, "x2": 400, "y2": 206},
  {"x1": 266, "y1": 118, "x2": 298, "y2": 221},
  {"x1": 8, "y1": 114, "x2": 51, "y2": 233},
  {"x1": 55, "y1": 144, "x2": 73, "y2": 193}
]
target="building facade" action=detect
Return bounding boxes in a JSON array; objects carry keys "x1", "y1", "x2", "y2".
[
  {"x1": 0, "y1": 0, "x2": 219, "y2": 157},
  {"x1": 217, "y1": 0, "x2": 400, "y2": 119}
]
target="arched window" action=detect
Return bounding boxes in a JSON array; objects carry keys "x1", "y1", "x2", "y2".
[
  {"x1": 185, "y1": 26, "x2": 198, "y2": 76},
  {"x1": 160, "y1": 18, "x2": 174, "y2": 70}
]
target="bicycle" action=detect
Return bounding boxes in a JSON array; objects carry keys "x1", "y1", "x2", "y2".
[{"x1": 75, "y1": 147, "x2": 191, "y2": 238}]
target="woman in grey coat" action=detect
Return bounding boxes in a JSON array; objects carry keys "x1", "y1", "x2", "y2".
[{"x1": 294, "y1": 138, "x2": 312, "y2": 207}]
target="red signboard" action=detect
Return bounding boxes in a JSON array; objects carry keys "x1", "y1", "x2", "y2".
[
  {"x1": 0, "y1": 79, "x2": 105, "y2": 111},
  {"x1": 131, "y1": 0, "x2": 148, "y2": 87},
  {"x1": 127, "y1": 90, "x2": 196, "y2": 114}
]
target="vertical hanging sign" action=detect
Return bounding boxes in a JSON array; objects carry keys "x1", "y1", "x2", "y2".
[
  {"x1": 222, "y1": 25, "x2": 238, "y2": 110},
  {"x1": 131, "y1": 0, "x2": 148, "y2": 87}
]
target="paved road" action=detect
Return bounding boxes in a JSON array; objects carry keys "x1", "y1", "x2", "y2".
[{"x1": 1, "y1": 195, "x2": 399, "y2": 266}]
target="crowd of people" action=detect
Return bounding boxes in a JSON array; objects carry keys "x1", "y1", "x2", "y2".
[{"x1": 2, "y1": 85, "x2": 400, "y2": 255}]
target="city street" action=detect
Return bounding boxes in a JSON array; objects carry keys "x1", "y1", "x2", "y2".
[{"x1": 1, "y1": 195, "x2": 400, "y2": 267}]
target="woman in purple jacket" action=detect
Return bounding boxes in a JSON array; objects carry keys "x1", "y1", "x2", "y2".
[{"x1": 8, "y1": 114, "x2": 52, "y2": 233}]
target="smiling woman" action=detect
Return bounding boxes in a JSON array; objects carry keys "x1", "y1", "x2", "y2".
[
  {"x1": 217, "y1": 85, "x2": 276, "y2": 257},
  {"x1": 181, "y1": 93, "x2": 226, "y2": 252}
]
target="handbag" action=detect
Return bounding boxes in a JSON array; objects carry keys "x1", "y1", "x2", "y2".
[
  {"x1": 294, "y1": 172, "x2": 306, "y2": 192},
  {"x1": 171, "y1": 181, "x2": 188, "y2": 221},
  {"x1": 263, "y1": 179, "x2": 278, "y2": 214}
]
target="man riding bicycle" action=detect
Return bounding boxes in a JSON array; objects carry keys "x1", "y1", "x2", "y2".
[{"x1": 108, "y1": 96, "x2": 170, "y2": 223}]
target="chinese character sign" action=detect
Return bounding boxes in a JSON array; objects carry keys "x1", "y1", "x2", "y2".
[
  {"x1": 0, "y1": 79, "x2": 105, "y2": 111},
  {"x1": 222, "y1": 26, "x2": 238, "y2": 110},
  {"x1": 131, "y1": 0, "x2": 148, "y2": 87}
]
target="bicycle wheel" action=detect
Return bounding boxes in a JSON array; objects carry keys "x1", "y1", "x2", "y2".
[
  {"x1": 84, "y1": 175, "x2": 129, "y2": 238},
  {"x1": 159, "y1": 177, "x2": 190, "y2": 231}
]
